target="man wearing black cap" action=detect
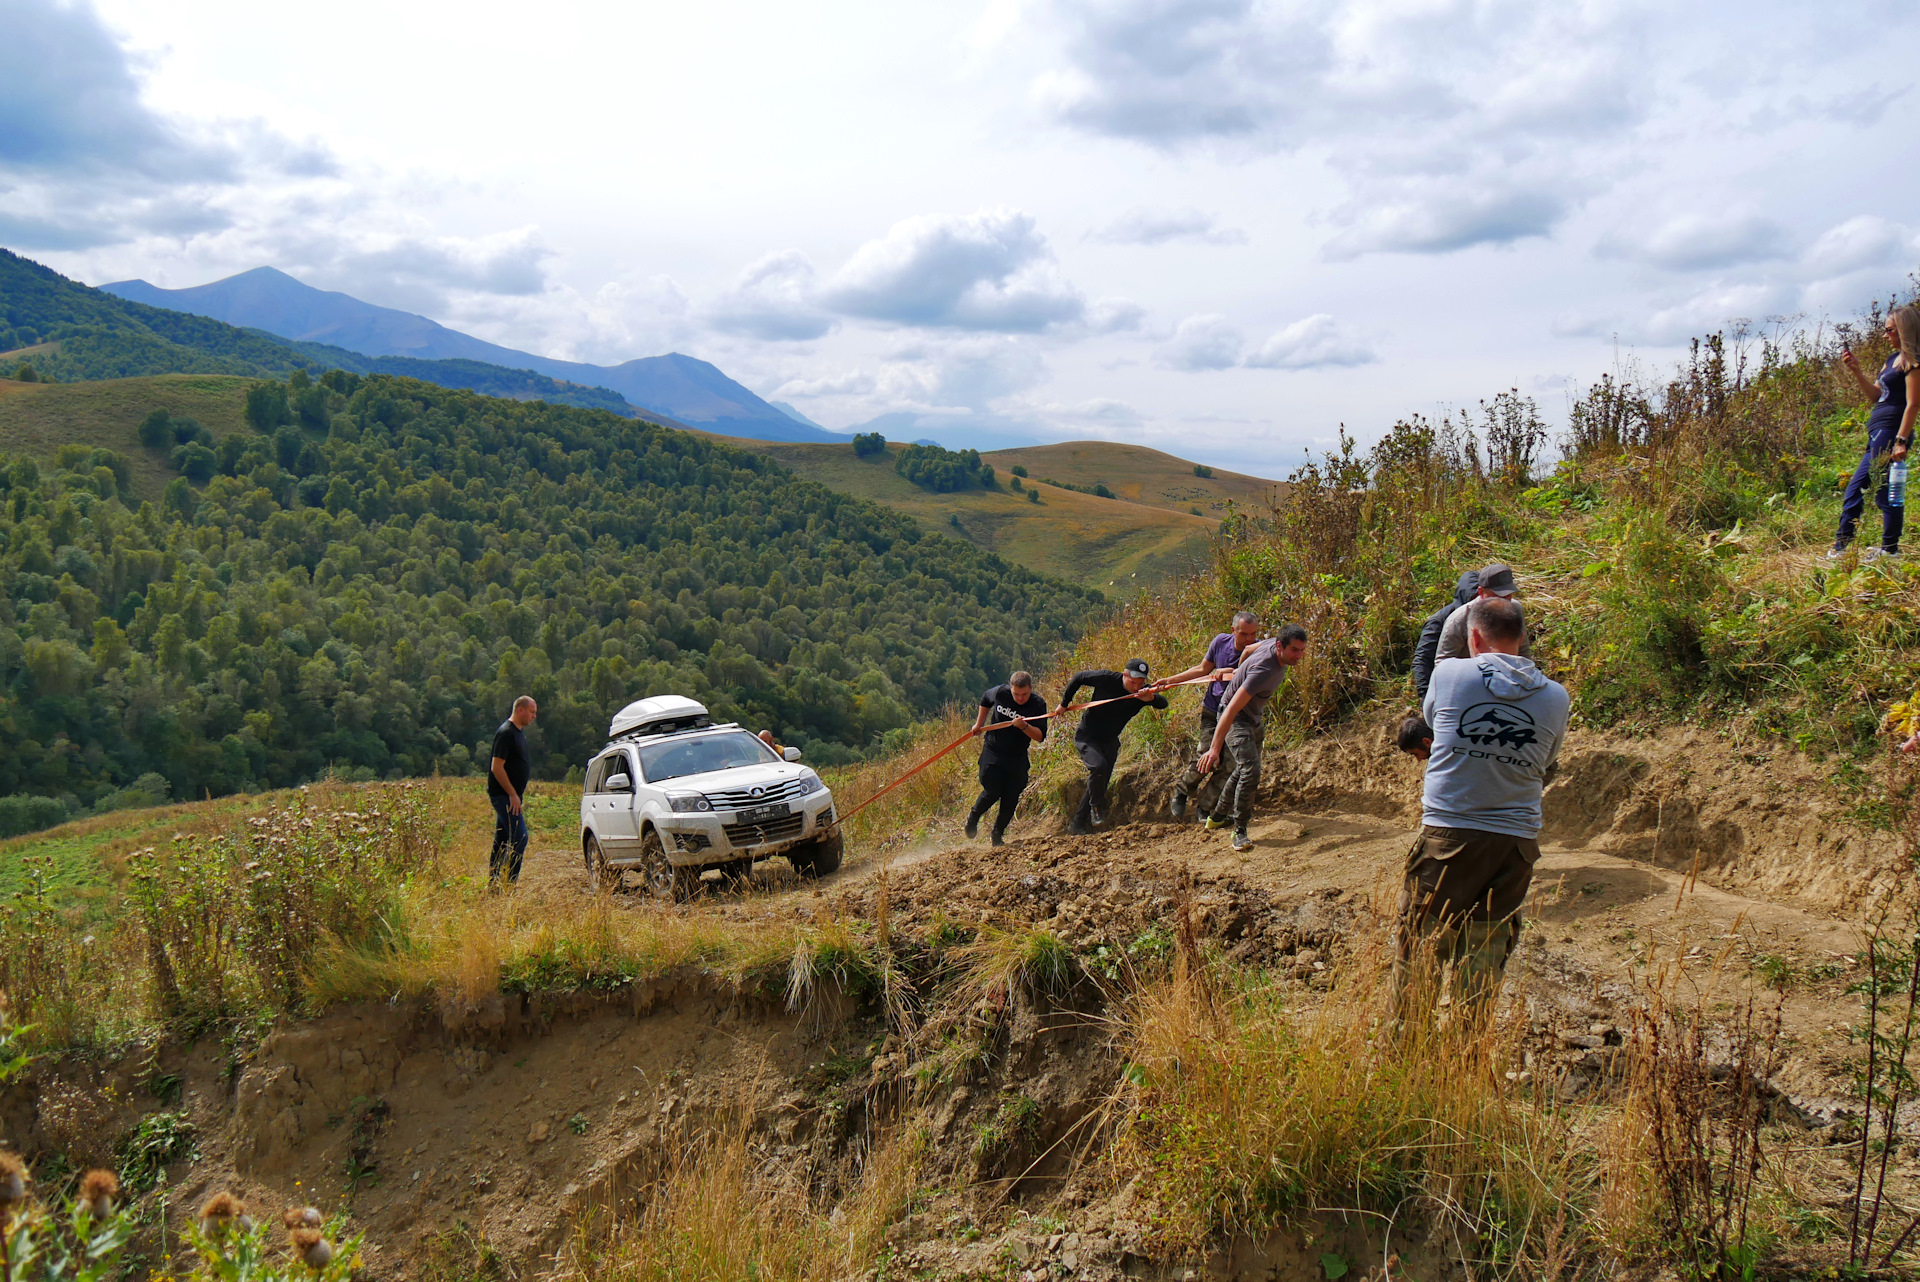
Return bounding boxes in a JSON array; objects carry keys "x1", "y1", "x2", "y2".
[
  {"x1": 1433, "y1": 561, "x2": 1531, "y2": 667},
  {"x1": 1060, "y1": 658, "x2": 1168, "y2": 836}
]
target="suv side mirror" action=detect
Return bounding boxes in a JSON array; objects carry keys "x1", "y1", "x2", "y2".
[
  {"x1": 605, "y1": 772, "x2": 632, "y2": 793},
  {"x1": 781, "y1": 746, "x2": 802, "y2": 762}
]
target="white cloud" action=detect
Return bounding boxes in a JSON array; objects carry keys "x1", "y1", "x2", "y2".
[
  {"x1": 1803, "y1": 215, "x2": 1920, "y2": 279},
  {"x1": 707, "y1": 249, "x2": 835, "y2": 341},
  {"x1": 1087, "y1": 207, "x2": 1247, "y2": 246},
  {"x1": 1085, "y1": 296, "x2": 1147, "y2": 333},
  {"x1": 822, "y1": 208, "x2": 1085, "y2": 331},
  {"x1": 1157, "y1": 311, "x2": 1375, "y2": 371},
  {"x1": 775, "y1": 368, "x2": 878, "y2": 398},
  {"x1": 1596, "y1": 213, "x2": 1792, "y2": 271},
  {"x1": 1155, "y1": 313, "x2": 1244, "y2": 371},
  {"x1": 1322, "y1": 183, "x2": 1567, "y2": 259},
  {"x1": 1244, "y1": 314, "x2": 1375, "y2": 369}
]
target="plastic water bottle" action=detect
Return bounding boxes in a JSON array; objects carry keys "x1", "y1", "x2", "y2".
[{"x1": 1893, "y1": 460, "x2": 1909, "y2": 509}]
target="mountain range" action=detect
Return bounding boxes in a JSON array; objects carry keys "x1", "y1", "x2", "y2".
[{"x1": 101, "y1": 267, "x2": 842, "y2": 444}]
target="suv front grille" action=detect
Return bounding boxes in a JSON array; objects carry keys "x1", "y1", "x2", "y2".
[
  {"x1": 706, "y1": 778, "x2": 811, "y2": 809},
  {"x1": 722, "y1": 812, "x2": 806, "y2": 848}
]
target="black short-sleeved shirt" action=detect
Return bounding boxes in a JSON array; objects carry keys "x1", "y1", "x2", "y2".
[
  {"x1": 978, "y1": 684, "x2": 1048, "y2": 768},
  {"x1": 1061, "y1": 669, "x2": 1168, "y2": 745},
  {"x1": 488, "y1": 719, "x2": 532, "y2": 797}
]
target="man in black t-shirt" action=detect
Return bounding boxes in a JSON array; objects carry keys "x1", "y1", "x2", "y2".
[
  {"x1": 487, "y1": 694, "x2": 538, "y2": 887},
  {"x1": 1061, "y1": 659, "x2": 1168, "y2": 835},
  {"x1": 964, "y1": 671, "x2": 1048, "y2": 846}
]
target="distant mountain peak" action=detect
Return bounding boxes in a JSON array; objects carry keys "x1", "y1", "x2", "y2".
[{"x1": 98, "y1": 268, "x2": 843, "y2": 444}]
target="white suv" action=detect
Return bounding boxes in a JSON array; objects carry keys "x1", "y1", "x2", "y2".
[{"x1": 578, "y1": 695, "x2": 843, "y2": 899}]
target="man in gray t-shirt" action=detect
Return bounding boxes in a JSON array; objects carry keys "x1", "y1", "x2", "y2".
[{"x1": 1194, "y1": 624, "x2": 1308, "y2": 851}]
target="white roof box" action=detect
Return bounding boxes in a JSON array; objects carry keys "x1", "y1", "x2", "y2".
[{"x1": 609, "y1": 695, "x2": 710, "y2": 739}]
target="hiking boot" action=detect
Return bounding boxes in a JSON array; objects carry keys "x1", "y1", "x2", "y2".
[
  {"x1": 1231, "y1": 829, "x2": 1254, "y2": 852},
  {"x1": 1170, "y1": 792, "x2": 1188, "y2": 820},
  {"x1": 1067, "y1": 818, "x2": 1092, "y2": 836},
  {"x1": 964, "y1": 813, "x2": 980, "y2": 839},
  {"x1": 990, "y1": 830, "x2": 1006, "y2": 848},
  {"x1": 1204, "y1": 815, "x2": 1229, "y2": 831},
  {"x1": 1089, "y1": 806, "x2": 1103, "y2": 827}
]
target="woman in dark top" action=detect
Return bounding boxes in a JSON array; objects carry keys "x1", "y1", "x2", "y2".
[{"x1": 1833, "y1": 307, "x2": 1920, "y2": 559}]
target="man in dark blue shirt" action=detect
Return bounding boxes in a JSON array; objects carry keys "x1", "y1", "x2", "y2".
[
  {"x1": 487, "y1": 695, "x2": 538, "y2": 887},
  {"x1": 1060, "y1": 659, "x2": 1167, "y2": 835},
  {"x1": 965, "y1": 671, "x2": 1047, "y2": 846}
]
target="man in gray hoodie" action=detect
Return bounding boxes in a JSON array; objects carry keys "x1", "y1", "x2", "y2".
[{"x1": 1398, "y1": 594, "x2": 1569, "y2": 1013}]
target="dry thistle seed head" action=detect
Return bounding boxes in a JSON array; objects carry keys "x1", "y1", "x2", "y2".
[
  {"x1": 78, "y1": 1169, "x2": 118, "y2": 1218},
  {"x1": 291, "y1": 1226, "x2": 333, "y2": 1268},
  {"x1": 199, "y1": 1191, "x2": 243, "y2": 1234},
  {"x1": 283, "y1": 1205, "x2": 323, "y2": 1228},
  {"x1": 0, "y1": 1150, "x2": 27, "y2": 1206}
]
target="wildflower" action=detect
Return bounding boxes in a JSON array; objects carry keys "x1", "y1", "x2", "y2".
[{"x1": 78, "y1": 1169, "x2": 119, "y2": 1220}]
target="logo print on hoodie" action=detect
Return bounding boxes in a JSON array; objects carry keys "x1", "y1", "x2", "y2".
[{"x1": 1458, "y1": 703, "x2": 1538, "y2": 751}]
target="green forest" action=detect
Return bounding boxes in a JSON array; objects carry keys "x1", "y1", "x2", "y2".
[
  {"x1": 894, "y1": 442, "x2": 995, "y2": 492},
  {"x1": 0, "y1": 368, "x2": 1103, "y2": 821}
]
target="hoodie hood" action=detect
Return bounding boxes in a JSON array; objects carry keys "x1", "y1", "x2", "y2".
[
  {"x1": 1451, "y1": 570, "x2": 1480, "y2": 607},
  {"x1": 1475, "y1": 651, "x2": 1548, "y2": 698}
]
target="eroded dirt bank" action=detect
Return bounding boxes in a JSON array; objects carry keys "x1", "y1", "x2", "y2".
[{"x1": 1, "y1": 723, "x2": 1905, "y2": 1279}]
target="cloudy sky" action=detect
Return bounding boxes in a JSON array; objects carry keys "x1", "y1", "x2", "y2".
[{"x1": 5, "y1": 0, "x2": 1916, "y2": 474}]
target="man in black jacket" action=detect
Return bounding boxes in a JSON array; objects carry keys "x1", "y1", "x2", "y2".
[
  {"x1": 964, "y1": 670, "x2": 1048, "y2": 846},
  {"x1": 1410, "y1": 569, "x2": 1481, "y2": 702},
  {"x1": 1061, "y1": 659, "x2": 1168, "y2": 835},
  {"x1": 487, "y1": 694, "x2": 538, "y2": 888}
]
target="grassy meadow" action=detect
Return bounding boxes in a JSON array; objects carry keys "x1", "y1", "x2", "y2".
[
  {"x1": 712, "y1": 435, "x2": 1262, "y2": 589},
  {"x1": 0, "y1": 373, "x2": 253, "y2": 500}
]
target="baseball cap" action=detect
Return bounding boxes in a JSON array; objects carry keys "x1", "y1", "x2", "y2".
[
  {"x1": 1478, "y1": 562, "x2": 1518, "y2": 597},
  {"x1": 1123, "y1": 658, "x2": 1151, "y2": 679}
]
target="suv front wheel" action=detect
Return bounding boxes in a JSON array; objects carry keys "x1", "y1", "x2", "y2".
[
  {"x1": 639, "y1": 827, "x2": 700, "y2": 902},
  {"x1": 786, "y1": 830, "x2": 844, "y2": 878}
]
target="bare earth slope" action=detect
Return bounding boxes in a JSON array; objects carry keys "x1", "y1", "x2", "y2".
[{"x1": 3, "y1": 723, "x2": 1896, "y2": 1280}]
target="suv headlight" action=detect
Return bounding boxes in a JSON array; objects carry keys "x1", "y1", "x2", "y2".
[
  {"x1": 667, "y1": 793, "x2": 712, "y2": 813},
  {"x1": 800, "y1": 771, "x2": 827, "y2": 796}
]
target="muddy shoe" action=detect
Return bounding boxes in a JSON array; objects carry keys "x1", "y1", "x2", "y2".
[
  {"x1": 1089, "y1": 806, "x2": 1103, "y2": 827},
  {"x1": 1204, "y1": 815, "x2": 1229, "y2": 831},
  {"x1": 1170, "y1": 792, "x2": 1188, "y2": 820},
  {"x1": 964, "y1": 813, "x2": 980, "y2": 839},
  {"x1": 990, "y1": 830, "x2": 1006, "y2": 847},
  {"x1": 1231, "y1": 829, "x2": 1254, "y2": 852},
  {"x1": 1067, "y1": 818, "x2": 1092, "y2": 836}
]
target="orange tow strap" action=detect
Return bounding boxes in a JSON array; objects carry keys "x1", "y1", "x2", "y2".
[{"x1": 834, "y1": 674, "x2": 1216, "y2": 825}]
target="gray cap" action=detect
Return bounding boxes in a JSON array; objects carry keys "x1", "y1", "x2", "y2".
[
  {"x1": 1478, "y1": 562, "x2": 1518, "y2": 597},
  {"x1": 1123, "y1": 658, "x2": 1151, "y2": 679}
]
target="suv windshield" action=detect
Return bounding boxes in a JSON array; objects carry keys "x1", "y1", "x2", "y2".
[{"x1": 639, "y1": 731, "x2": 776, "y2": 783}]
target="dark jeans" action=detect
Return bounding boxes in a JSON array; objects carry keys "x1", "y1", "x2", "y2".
[
  {"x1": 489, "y1": 792, "x2": 528, "y2": 884},
  {"x1": 1176, "y1": 706, "x2": 1228, "y2": 815},
  {"x1": 1072, "y1": 736, "x2": 1120, "y2": 826},
  {"x1": 1837, "y1": 427, "x2": 1905, "y2": 552},
  {"x1": 968, "y1": 759, "x2": 1030, "y2": 836},
  {"x1": 1219, "y1": 718, "x2": 1265, "y2": 829}
]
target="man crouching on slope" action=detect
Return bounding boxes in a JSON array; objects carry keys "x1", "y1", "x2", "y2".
[{"x1": 1396, "y1": 595, "x2": 1568, "y2": 1017}]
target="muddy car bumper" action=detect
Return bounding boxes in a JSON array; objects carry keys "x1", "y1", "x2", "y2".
[{"x1": 656, "y1": 792, "x2": 838, "y2": 866}]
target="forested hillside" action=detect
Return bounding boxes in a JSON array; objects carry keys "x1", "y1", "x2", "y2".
[
  {"x1": 0, "y1": 251, "x2": 639, "y2": 415},
  {"x1": 0, "y1": 369, "x2": 1101, "y2": 816}
]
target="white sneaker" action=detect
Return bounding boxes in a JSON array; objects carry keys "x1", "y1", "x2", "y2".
[
  {"x1": 1866, "y1": 547, "x2": 1896, "y2": 561},
  {"x1": 1826, "y1": 546, "x2": 1849, "y2": 560}
]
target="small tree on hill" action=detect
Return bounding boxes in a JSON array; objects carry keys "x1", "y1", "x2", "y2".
[
  {"x1": 245, "y1": 381, "x2": 290, "y2": 430},
  {"x1": 139, "y1": 409, "x2": 172, "y2": 448},
  {"x1": 852, "y1": 431, "x2": 886, "y2": 457}
]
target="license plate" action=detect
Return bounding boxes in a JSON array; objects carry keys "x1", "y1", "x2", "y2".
[{"x1": 738, "y1": 802, "x2": 790, "y2": 825}]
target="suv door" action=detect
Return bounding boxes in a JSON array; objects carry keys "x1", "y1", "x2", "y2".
[{"x1": 598, "y1": 747, "x2": 642, "y2": 855}]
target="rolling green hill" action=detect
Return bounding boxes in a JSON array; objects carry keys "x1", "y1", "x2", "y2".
[
  {"x1": 712, "y1": 436, "x2": 1280, "y2": 590},
  {"x1": 0, "y1": 368, "x2": 1102, "y2": 818}
]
